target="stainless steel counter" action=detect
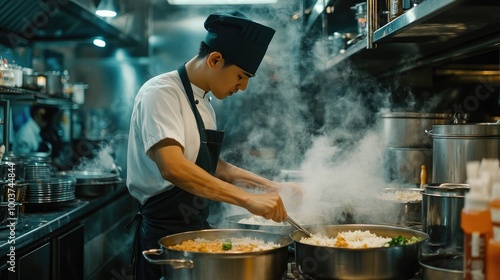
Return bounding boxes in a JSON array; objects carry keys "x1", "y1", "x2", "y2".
[{"x1": 0, "y1": 184, "x2": 130, "y2": 257}]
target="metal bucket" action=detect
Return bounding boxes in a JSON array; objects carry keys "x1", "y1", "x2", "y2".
[
  {"x1": 421, "y1": 183, "x2": 470, "y2": 249},
  {"x1": 427, "y1": 123, "x2": 500, "y2": 183}
]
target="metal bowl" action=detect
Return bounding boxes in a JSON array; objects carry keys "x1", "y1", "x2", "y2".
[
  {"x1": 291, "y1": 224, "x2": 429, "y2": 279},
  {"x1": 225, "y1": 214, "x2": 333, "y2": 235}
]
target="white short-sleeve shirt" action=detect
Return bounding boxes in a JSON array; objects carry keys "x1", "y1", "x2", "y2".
[{"x1": 126, "y1": 70, "x2": 217, "y2": 204}]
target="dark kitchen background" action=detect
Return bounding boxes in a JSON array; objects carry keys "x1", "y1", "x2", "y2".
[{"x1": 0, "y1": 0, "x2": 499, "y2": 279}]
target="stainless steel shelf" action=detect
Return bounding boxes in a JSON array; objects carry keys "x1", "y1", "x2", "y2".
[
  {"x1": 373, "y1": 0, "x2": 462, "y2": 43},
  {"x1": 324, "y1": 37, "x2": 367, "y2": 70},
  {"x1": 319, "y1": 0, "x2": 500, "y2": 76},
  {"x1": 0, "y1": 86, "x2": 77, "y2": 108}
]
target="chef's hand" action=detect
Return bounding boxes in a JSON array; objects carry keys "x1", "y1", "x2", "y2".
[{"x1": 244, "y1": 192, "x2": 287, "y2": 223}]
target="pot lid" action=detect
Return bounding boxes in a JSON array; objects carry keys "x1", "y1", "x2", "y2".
[
  {"x1": 379, "y1": 111, "x2": 451, "y2": 119},
  {"x1": 429, "y1": 123, "x2": 500, "y2": 138},
  {"x1": 424, "y1": 183, "x2": 470, "y2": 196}
]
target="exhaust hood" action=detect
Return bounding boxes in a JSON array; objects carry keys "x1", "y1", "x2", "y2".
[{"x1": 0, "y1": 0, "x2": 147, "y2": 47}]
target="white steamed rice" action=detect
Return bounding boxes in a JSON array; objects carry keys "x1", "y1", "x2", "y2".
[
  {"x1": 378, "y1": 190, "x2": 422, "y2": 202},
  {"x1": 300, "y1": 230, "x2": 392, "y2": 248}
]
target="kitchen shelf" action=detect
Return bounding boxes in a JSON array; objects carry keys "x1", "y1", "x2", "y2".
[
  {"x1": 0, "y1": 0, "x2": 146, "y2": 47},
  {"x1": 315, "y1": 0, "x2": 500, "y2": 77},
  {"x1": 0, "y1": 86, "x2": 77, "y2": 108}
]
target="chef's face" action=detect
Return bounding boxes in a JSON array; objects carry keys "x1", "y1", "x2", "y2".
[{"x1": 208, "y1": 56, "x2": 253, "y2": 100}]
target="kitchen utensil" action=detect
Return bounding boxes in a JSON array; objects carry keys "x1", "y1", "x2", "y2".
[
  {"x1": 291, "y1": 224, "x2": 428, "y2": 280},
  {"x1": 143, "y1": 229, "x2": 292, "y2": 280},
  {"x1": 286, "y1": 215, "x2": 312, "y2": 237}
]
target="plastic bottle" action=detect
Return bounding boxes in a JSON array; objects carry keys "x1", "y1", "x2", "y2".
[
  {"x1": 462, "y1": 188, "x2": 493, "y2": 280},
  {"x1": 486, "y1": 182, "x2": 500, "y2": 280}
]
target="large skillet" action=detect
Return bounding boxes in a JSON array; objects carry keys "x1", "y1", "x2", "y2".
[
  {"x1": 291, "y1": 224, "x2": 429, "y2": 279},
  {"x1": 143, "y1": 229, "x2": 292, "y2": 280}
]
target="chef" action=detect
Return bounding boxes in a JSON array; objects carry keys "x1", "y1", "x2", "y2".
[
  {"x1": 13, "y1": 105, "x2": 53, "y2": 155},
  {"x1": 126, "y1": 10, "x2": 300, "y2": 279}
]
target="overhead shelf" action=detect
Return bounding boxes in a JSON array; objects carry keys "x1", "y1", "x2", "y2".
[
  {"x1": 317, "y1": 0, "x2": 500, "y2": 76},
  {"x1": 0, "y1": 86, "x2": 77, "y2": 108},
  {"x1": 0, "y1": 0, "x2": 146, "y2": 47}
]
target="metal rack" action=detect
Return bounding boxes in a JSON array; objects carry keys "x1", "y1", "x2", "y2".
[
  {"x1": 305, "y1": 0, "x2": 500, "y2": 76},
  {"x1": 0, "y1": 86, "x2": 77, "y2": 154}
]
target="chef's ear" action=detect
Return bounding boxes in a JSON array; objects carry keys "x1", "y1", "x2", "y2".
[{"x1": 207, "y1": 52, "x2": 223, "y2": 68}]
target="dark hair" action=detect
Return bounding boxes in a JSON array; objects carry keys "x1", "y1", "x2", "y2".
[{"x1": 198, "y1": 41, "x2": 234, "y2": 68}]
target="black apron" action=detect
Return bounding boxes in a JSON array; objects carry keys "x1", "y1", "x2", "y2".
[{"x1": 127, "y1": 64, "x2": 225, "y2": 280}]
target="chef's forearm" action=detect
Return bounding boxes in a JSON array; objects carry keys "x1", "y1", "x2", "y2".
[
  {"x1": 215, "y1": 160, "x2": 278, "y2": 191},
  {"x1": 165, "y1": 157, "x2": 251, "y2": 205}
]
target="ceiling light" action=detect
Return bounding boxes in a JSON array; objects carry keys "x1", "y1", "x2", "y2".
[
  {"x1": 95, "y1": 0, "x2": 118, "y2": 17},
  {"x1": 167, "y1": 0, "x2": 277, "y2": 5},
  {"x1": 93, "y1": 38, "x2": 107, "y2": 47}
]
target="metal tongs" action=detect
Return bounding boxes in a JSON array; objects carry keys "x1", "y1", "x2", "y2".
[{"x1": 286, "y1": 215, "x2": 313, "y2": 237}]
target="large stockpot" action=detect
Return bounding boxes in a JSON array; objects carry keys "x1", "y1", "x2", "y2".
[
  {"x1": 291, "y1": 224, "x2": 428, "y2": 280},
  {"x1": 380, "y1": 112, "x2": 451, "y2": 148},
  {"x1": 143, "y1": 229, "x2": 292, "y2": 280},
  {"x1": 427, "y1": 123, "x2": 500, "y2": 183},
  {"x1": 422, "y1": 183, "x2": 470, "y2": 249}
]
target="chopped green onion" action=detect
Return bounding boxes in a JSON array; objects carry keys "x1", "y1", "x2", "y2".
[{"x1": 222, "y1": 242, "x2": 232, "y2": 251}]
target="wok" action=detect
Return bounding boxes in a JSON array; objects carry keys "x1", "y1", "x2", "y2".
[{"x1": 291, "y1": 224, "x2": 428, "y2": 279}]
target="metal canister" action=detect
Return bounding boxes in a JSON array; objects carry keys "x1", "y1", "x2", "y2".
[
  {"x1": 351, "y1": 2, "x2": 367, "y2": 35},
  {"x1": 427, "y1": 123, "x2": 500, "y2": 183},
  {"x1": 422, "y1": 183, "x2": 470, "y2": 249},
  {"x1": 389, "y1": 0, "x2": 404, "y2": 20}
]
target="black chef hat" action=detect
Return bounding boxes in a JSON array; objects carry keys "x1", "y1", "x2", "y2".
[{"x1": 204, "y1": 11, "x2": 275, "y2": 75}]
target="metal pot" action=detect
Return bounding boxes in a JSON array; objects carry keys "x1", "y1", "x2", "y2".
[
  {"x1": 57, "y1": 170, "x2": 121, "y2": 197},
  {"x1": 143, "y1": 229, "x2": 292, "y2": 280},
  {"x1": 377, "y1": 187, "x2": 423, "y2": 226},
  {"x1": 421, "y1": 183, "x2": 470, "y2": 249},
  {"x1": 420, "y1": 254, "x2": 463, "y2": 280},
  {"x1": 383, "y1": 147, "x2": 433, "y2": 184},
  {"x1": 43, "y1": 71, "x2": 63, "y2": 96},
  {"x1": 379, "y1": 112, "x2": 451, "y2": 148},
  {"x1": 427, "y1": 123, "x2": 500, "y2": 183},
  {"x1": 291, "y1": 224, "x2": 428, "y2": 279}
]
